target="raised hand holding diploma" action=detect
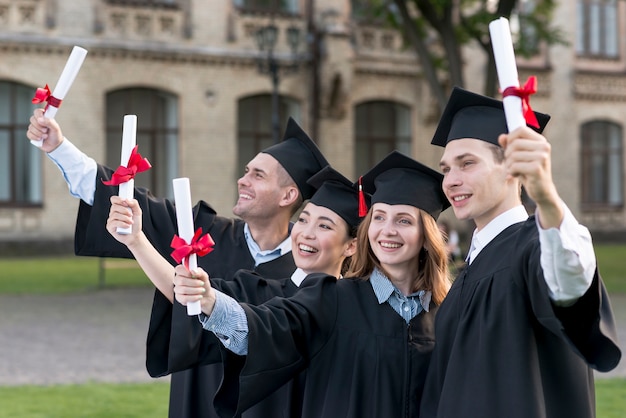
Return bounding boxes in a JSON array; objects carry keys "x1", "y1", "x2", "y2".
[
  {"x1": 489, "y1": 17, "x2": 539, "y2": 131},
  {"x1": 101, "y1": 115, "x2": 151, "y2": 235},
  {"x1": 171, "y1": 178, "x2": 215, "y2": 316},
  {"x1": 114, "y1": 115, "x2": 139, "y2": 234},
  {"x1": 31, "y1": 45, "x2": 88, "y2": 147}
]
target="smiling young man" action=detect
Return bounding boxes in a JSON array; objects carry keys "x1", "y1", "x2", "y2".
[
  {"x1": 419, "y1": 87, "x2": 621, "y2": 418},
  {"x1": 27, "y1": 112, "x2": 328, "y2": 418}
]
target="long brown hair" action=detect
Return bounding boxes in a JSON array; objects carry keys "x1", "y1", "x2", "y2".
[{"x1": 345, "y1": 208, "x2": 451, "y2": 305}]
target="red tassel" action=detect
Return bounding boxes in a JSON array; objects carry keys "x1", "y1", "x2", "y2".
[{"x1": 358, "y1": 176, "x2": 368, "y2": 217}]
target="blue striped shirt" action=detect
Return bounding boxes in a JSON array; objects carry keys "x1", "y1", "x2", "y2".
[{"x1": 369, "y1": 268, "x2": 431, "y2": 324}]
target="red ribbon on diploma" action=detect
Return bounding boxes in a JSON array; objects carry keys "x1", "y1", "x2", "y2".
[
  {"x1": 31, "y1": 84, "x2": 63, "y2": 108},
  {"x1": 102, "y1": 145, "x2": 152, "y2": 186},
  {"x1": 170, "y1": 228, "x2": 215, "y2": 269},
  {"x1": 501, "y1": 76, "x2": 540, "y2": 129}
]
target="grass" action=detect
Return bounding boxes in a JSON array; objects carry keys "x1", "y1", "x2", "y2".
[
  {"x1": 596, "y1": 378, "x2": 626, "y2": 418},
  {"x1": 596, "y1": 244, "x2": 626, "y2": 293},
  {"x1": 0, "y1": 256, "x2": 150, "y2": 294},
  {"x1": 0, "y1": 379, "x2": 622, "y2": 417},
  {"x1": 0, "y1": 382, "x2": 169, "y2": 418}
]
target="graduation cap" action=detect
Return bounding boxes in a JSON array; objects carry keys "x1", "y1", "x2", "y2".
[
  {"x1": 262, "y1": 117, "x2": 329, "y2": 200},
  {"x1": 431, "y1": 86, "x2": 551, "y2": 147},
  {"x1": 359, "y1": 151, "x2": 450, "y2": 220},
  {"x1": 307, "y1": 165, "x2": 369, "y2": 231}
]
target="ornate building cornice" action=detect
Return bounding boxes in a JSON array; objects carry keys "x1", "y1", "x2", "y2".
[
  {"x1": 573, "y1": 71, "x2": 626, "y2": 101},
  {"x1": 0, "y1": 34, "x2": 307, "y2": 68}
]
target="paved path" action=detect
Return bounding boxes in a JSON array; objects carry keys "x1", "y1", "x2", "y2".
[
  {"x1": 0, "y1": 287, "x2": 167, "y2": 386},
  {"x1": 0, "y1": 288, "x2": 624, "y2": 386}
]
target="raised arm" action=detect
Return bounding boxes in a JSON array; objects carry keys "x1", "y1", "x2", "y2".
[
  {"x1": 499, "y1": 127, "x2": 595, "y2": 305},
  {"x1": 106, "y1": 195, "x2": 176, "y2": 301}
]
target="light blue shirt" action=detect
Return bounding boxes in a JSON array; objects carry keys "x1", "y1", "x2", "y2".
[
  {"x1": 369, "y1": 267, "x2": 431, "y2": 324},
  {"x1": 47, "y1": 139, "x2": 98, "y2": 205},
  {"x1": 199, "y1": 268, "x2": 316, "y2": 355},
  {"x1": 243, "y1": 223, "x2": 292, "y2": 266}
]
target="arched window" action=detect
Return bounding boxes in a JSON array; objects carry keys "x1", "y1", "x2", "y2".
[
  {"x1": 237, "y1": 94, "x2": 300, "y2": 174},
  {"x1": 581, "y1": 120, "x2": 623, "y2": 209},
  {"x1": 106, "y1": 88, "x2": 178, "y2": 198},
  {"x1": 354, "y1": 100, "x2": 411, "y2": 176},
  {"x1": 0, "y1": 80, "x2": 41, "y2": 206}
]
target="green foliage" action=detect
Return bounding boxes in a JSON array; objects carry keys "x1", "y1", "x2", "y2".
[
  {"x1": 0, "y1": 256, "x2": 150, "y2": 294},
  {"x1": 0, "y1": 382, "x2": 169, "y2": 418}
]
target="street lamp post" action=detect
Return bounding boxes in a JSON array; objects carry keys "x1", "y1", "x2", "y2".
[{"x1": 256, "y1": 22, "x2": 301, "y2": 144}]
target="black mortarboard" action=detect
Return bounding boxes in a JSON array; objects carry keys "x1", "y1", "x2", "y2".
[
  {"x1": 307, "y1": 165, "x2": 369, "y2": 231},
  {"x1": 431, "y1": 86, "x2": 551, "y2": 147},
  {"x1": 262, "y1": 117, "x2": 329, "y2": 200},
  {"x1": 359, "y1": 151, "x2": 450, "y2": 220}
]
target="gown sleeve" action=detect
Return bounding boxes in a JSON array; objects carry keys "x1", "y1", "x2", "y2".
[
  {"x1": 214, "y1": 274, "x2": 337, "y2": 417},
  {"x1": 518, "y1": 230, "x2": 621, "y2": 373}
]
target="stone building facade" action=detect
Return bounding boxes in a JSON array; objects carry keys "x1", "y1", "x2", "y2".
[{"x1": 0, "y1": 0, "x2": 624, "y2": 253}]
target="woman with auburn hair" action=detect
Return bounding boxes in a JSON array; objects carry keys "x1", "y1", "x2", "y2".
[
  {"x1": 174, "y1": 150, "x2": 451, "y2": 418},
  {"x1": 347, "y1": 200, "x2": 450, "y2": 306}
]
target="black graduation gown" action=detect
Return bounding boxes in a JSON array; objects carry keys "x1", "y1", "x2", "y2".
[
  {"x1": 419, "y1": 218, "x2": 622, "y2": 418},
  {"x1": 74, "y1": 164, "x2": 297, "y2": 418},
  {"x1": 166, "y1": 272, "x2": 307, "y2": 418},
  {"x1": 214, "y1": 274, "x2": 438, "y2": 418}
]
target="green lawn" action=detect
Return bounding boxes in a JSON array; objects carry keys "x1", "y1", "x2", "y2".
[
  {"x1": 0, "y1": 382, "x2": 169, "y2": 418},
  {"x1": 596, "y1": 244, "x2": 626, "y2": 293},
  {"x1": 0, "y1": 256, "x2": 149, "y2": 294},
  {"x1": 596, "y1": 378, "x2": 626, "y2": 418},
  {"x1": 0, "y1": 379, "x2": 623, "y2": 417}
]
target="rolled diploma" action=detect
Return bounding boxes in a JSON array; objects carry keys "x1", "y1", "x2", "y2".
[
  {"x1": 32, "y1": 46, "x2": 88, "y2": 147},
  {"x1": 489, "y1": 17, "x2": 526, "y2": 132},
  {"x1": 173, "y1": 178, "x2": 202, "y2": 316},
  {"x1": 116, "y1": 115, "x2": 137, "y2": 235}
]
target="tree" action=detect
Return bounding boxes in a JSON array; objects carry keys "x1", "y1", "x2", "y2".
[{"x1": 364, "y1": 0, "x2": 566, "y2": 113}]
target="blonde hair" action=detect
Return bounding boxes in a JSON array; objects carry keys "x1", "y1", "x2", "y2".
[{"x1": 346, "y1": 208, "x2": 451, "y2": 305}]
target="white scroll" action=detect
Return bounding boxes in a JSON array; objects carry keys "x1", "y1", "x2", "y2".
[
  {"x1": 489, "y1": 17, "x2": 526, "y2": 132},
  {"x1": 32, "y1": 45, "x2": 88, "y2": 147},
  {"x1": 116, "y1": 115, "x2": 138, "y2": 235},
  {"x1": 173, "y1": 178, "x2": 202, "y2": 316}
]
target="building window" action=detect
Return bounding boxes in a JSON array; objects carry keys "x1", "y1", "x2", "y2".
[
  {"x1": 576, "y1": 0, "x2": 618, "y2": 58},
  {"x1": 237, "y1": 94, "x2": 300, "y2": 174},
  {"x1": 581, "y1": 121, "x2": 623, "y2": 209},
  {"x1": 106, "y1": 88, "x2": 179, "y2": 199},
  {"x1": 234, "y1": 0, "x2": 299, "y2": 14},
  {"x1": 354, "y1": 101, "x2": 411, "y2": 176},
  {"x1": 351, "y1": 0, "x2": 388, "y2": 24},
  {"x1": 513, "y1": 0, "x2": 540, "y2": 55},
  {"x1": 0, "y1": 81, "x2": 41, "y2": 207}
]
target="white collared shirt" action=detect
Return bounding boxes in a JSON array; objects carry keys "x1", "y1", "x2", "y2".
[
  {"x1": 466, "y1": 204, "x2": 595, "y2": 305},
  {"x1": 290, "y1": 268, "x2": 308, "y2": 287}
]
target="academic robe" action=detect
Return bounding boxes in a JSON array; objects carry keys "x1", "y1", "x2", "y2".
[
  {"x1": 74, "y1": 164, "x2": 297, "y2": 418},
  {"x1": 165, "y1": 272, "x2": 307, "y2": 418},
  {"x1": 214, "y1": 274, "x2": 438, "y2": 418},
  {"x1": 419, "y1": 218, "x2": 621, "y2": 418}
]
